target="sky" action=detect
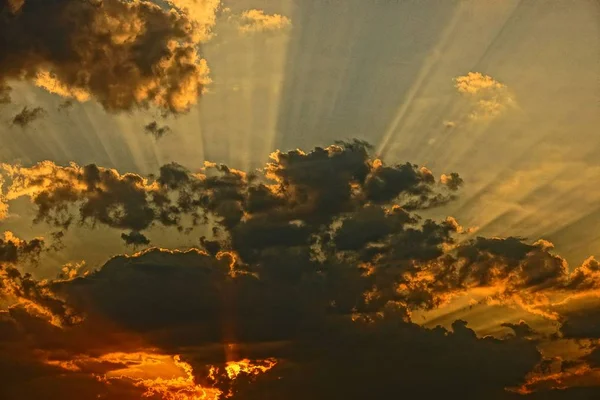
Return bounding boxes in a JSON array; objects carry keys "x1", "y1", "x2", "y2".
[{"x1": 0, "y1": 0, "x2": 599, "y2": 398}]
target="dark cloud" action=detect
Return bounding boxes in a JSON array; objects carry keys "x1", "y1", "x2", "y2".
[
  {"x1": 562, "y1": 256, "x2": 600, "y2": 291},
  {"x1": 200, "y1": 235, "x2": 221, "y2": 256},
  {"x1": 1, "y1": 162, "x2": 167, "y2": 231},
  {"x1": 1, "y1": 140, "x2": 462, "y2": 240},
  {"x1": 0, "y1": 265, "x2": 79, "y2": 329},
  {"x1": 0, "y1": 247, "x2": 542, "y2": 399},
  {"x1": 0, "y1": 231, "x2": 44, "y2": 263},
  {"x1": 559, "y1": 305, "x2": 600, "y2": 339},
  {"x1": 2, "y1": 140, "x2": 600, "y2": 397},
  {"x1": 11, "y1": 106, "x2": 45, "y2": 127},
  {"x1": 144, "y1": 120, "x2": 171, "y2": 139},
  {"x1": 502, "y1": 321, "x2": 536, "y2": 339},
  {"x1": 2, "y1": 142, "x2": 596, "y2": 314},
  {"x1": 583, "y1": 346, "x2": 600, "y2": 368},
  {"x1": 120, "y1": 230, "x2": 150, "y2": 247},
  {"x1": 441, "y1": 172, "x2": 464, "y2": 191},
  {"x1": 0, "y1": 0, "x2": 213, "y2": 113}
]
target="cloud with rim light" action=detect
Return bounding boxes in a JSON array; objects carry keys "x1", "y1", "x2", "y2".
[{"x1": 2, "y1": 141, "x2": 600, "y2": 398}]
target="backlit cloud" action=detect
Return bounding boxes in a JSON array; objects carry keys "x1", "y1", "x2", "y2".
[
  {"x1": 0, "y1": 231, "x2": 44, "y2": 264},
  {"x1": 1, "y1": 141, "x2": 600, "y2": 398},
  {"x1": 0, "y1": 140, "x2": 461, "y2": 244},
  {"x1": 0, "y1": 0, "x2": 213, "y2": 113}
]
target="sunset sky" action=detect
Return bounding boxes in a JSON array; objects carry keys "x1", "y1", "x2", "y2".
[{"x1": 1, "y1": 0, "x2": 599, "y2": 398}]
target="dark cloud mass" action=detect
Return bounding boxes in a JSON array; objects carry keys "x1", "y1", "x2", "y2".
[
  {"x1": 144, "y1": 120, "x2": 171, "y2": 139},
  {"x1": 0, "y1": 0, "x2": 212, "y2": 113},
  {"x1": 0, "y1": 247, "x2": 545, "y2": 399},
  {"x1": 0, "y1": 231, "x2": 44, "y2": 263},
  {"x1": 120, "y1": 230, "x2": 150, "y2": 247},
  {"x1": 1, "y1": 141, "x2": 600, "y2": 398},
  {"x1": 11, "y1": 106, "x2": 45, "y2": 127},
  {"x1": 0, "y1": 140, "x2": 461, "y2": 240}
]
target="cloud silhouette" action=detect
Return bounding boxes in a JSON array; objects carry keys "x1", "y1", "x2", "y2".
[
  {"x1": 1, "y1": 140, "x2": 600, "y2": 398},
  {"x1": 11, "y1": 106, "x2": 45, "y2": 127},
  {"x1": 144, "y1": 121, "x2": 171, "y2": 139}
]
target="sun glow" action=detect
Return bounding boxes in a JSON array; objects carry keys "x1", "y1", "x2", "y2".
[
  {"x1": 45, "y1": 350, "x2": 277, "y2": 400},
  {"x1": 223, "y1": 358, "x2": 278, "y2": 380}
]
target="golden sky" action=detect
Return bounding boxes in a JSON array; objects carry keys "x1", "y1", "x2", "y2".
[{"x1": 0, "y1": 0, "x2": 599, "y2": 399}]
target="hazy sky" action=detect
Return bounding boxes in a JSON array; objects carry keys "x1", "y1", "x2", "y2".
[{"x1": 0, "y1": 0, "x2": 599, "y2": 399}]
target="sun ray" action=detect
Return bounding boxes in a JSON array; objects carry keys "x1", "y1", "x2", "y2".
[{"x1": 376, "y1": 1, "x2": 465, "y2": 158}]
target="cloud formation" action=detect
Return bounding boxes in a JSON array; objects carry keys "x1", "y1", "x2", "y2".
[
  {"x1": 454, "y1": 72, "x2": 514, "y2": 119},
  {"x1": 237, "y1": 9, "x2": 291, "y2": 34},
  {"x1": 0, "y1": 231, "x2": 44, "y2": 264},
  {"x1": 11, "y1": 106, "x2": 45, "y2": 127},
  {"x1": 144, "y1": 120, "x2": 171, "y2": 139},
  {"x1": 1, "y1": 161, "x2": 164, "y2": 232},
  {"x1": 0, "y1": 0, "x2": 213, "y2": 113},
  {"x1": 0, "y1": 140, "x2": 461, "y2": 245},
  {"x1": 1, "y1": 140, "x2": 600, "y2": 398},
  {"x1": 0, "y1": 245, "x2": 544, "y2": 399}
]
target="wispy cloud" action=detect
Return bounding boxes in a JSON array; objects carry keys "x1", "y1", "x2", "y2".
[{"x1": 237, "y1": 9, "x2": 291, "y2": 34}]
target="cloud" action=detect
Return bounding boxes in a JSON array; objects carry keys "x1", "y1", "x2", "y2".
[
  {"x1": 563, "y1": 256, "x2": 600, "y2": 291},
  {"x1": 11, "y1": 106, "x2": 46, "y2": 127},
  {"x1": 144, "y1": 120, "x2": 171, "y2": 139},
  {"x1": 120, "y1": 230, "x2": 150, "y2": 247},
  {"x1": 454, "y1": 72, "x2": 514, "y2": 119},
  {"x1": 2, "y1": 141, "x2": 599, "y2": 322},
  {"x1": 0, "y1": 246, "x2": 544, "y2": 399},
  {"x1": 3, "y1": 140, "x2": 600, "y2": 397},
  {"x1": 0, "y1": 231, "x2": 44, "y2": 264},
  {"x1": 34, "y1": 70, "x2": 91, "y2": 102},
  {"x1": 558, "y1": 304, "x2": 600, "y2": 339},
  {"x1": 440, "y1": 172, "x2": 464, "y2": 191},
  {"x1": 0, "y1": 140, "x2": 461, "y2": 239},
  {"x1": 237, "y1": 9, "x2": 291, "y2": 34},
  {"x1": 166, "y1": 0, "x2": 221, "y2": 39},
  {"x1": 0, "y1": 161, "x2": 167, "y2": 231},
  {"x1": 0, "y1": 0, "x2": 214, "y2": 113},
  {"x1": 501, "y1": 321, "x2": 537, "y2": 339}
]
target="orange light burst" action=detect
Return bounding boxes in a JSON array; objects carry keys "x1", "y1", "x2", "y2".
[
  {"x1": 46, "y1": 350, "x2": 277, "y2": 400},
  {"x1": 102, "y1": 353, "x2": 222, "y2": 400},
  {"x1": 223, "y1": 358, "x2": 277, "y2": 380}
]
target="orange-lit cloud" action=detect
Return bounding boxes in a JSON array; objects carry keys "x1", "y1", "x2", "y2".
[
  {"x1": 454, "y1": 72, "x2": 514, "y2": 119},
  {"x1": 43, "y1": 349, "x2": 277, "y2": 400},
  {"x1": 237, "y1": 9, "x2": 291, "y2": 34},
  {"x1": 3, "y1": 141, "x2": 600, "y2": 398},
  {"x1": 34, "y1": 70, "x2": 91, "y2": 102},
  {"x1": 0, "y1": 0, "x2": 213, "y2": 113},
  {"x1": 166, "y1": 0, "x2": 221, "y2": 41},
  {"x1": 101, "y1": 353, "x2": 223, "y2": 400}
]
